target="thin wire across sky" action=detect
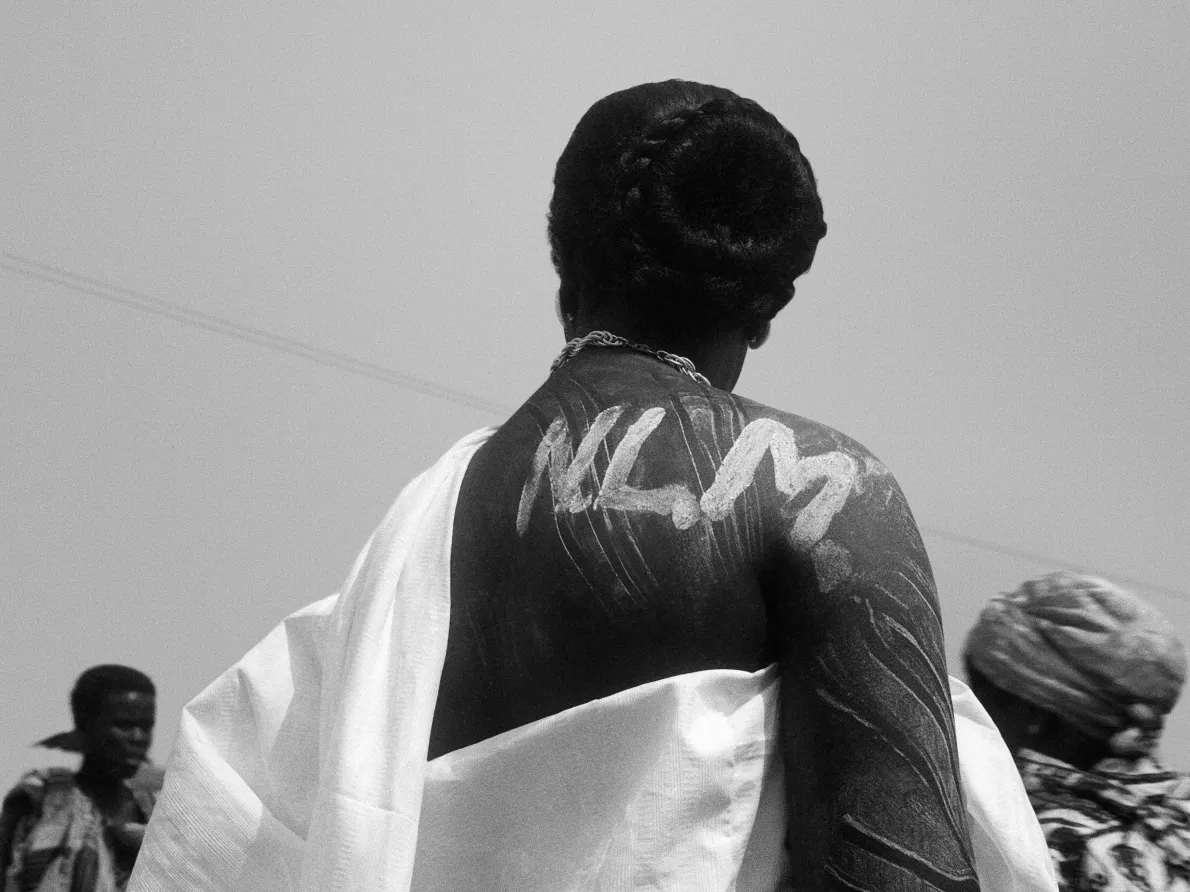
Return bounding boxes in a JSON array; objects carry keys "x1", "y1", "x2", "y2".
[{"x1": 5, "y1": 249, "x2": 1187, "y2": 604}]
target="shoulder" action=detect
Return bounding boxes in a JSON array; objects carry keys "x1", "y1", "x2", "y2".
[
  {"x1": 522, "y1": 370, "x2": 885, "y2": 465},
  {"x1": 732, "y1": 395, "x2": 888, "y2": 468},
  {"x1": 725, "y1": 397, "x2": 939, "y2": 610},
  {"x1": 730, "y1": 397, "x2": 908, "y2": 529},
  {"x1": 3, "y1": 769, "x2": 74, "y2": 817},
  {"x1": 503, "y1": 383, "x2": 912, "y2": 548}
]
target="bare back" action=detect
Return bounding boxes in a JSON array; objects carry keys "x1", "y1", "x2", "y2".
[{"x1": 431, "y1": 351, "x2": 978, "y2": 891}]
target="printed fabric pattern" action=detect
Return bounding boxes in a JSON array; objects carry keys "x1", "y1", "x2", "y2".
[
  {"x1": 1019, "y1": 749, "x2": 1190, "y2": 891},
  {"x1": 3, "y1": 769, "x2": 154, "y2": 892}
]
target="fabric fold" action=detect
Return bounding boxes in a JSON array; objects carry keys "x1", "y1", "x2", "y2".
[
  {"x1": 130, "y1": 427, "x2": 1057, "y2": 892},
  {"x1": 952, "y1": 678, "x2": 1059, "y2": 892},
  {"x1": 131, "y1": 427, "x2": 494, "y2": 892}
]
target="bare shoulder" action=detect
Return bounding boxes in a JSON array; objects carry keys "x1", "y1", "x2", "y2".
[
  {"x1": 490, "y1": 374, "x2": 930, "y2": 597},
  {"x1": 732, "y1": 394, "x2": 895, "y2": 479},
  {"x1": 719, "y1": 395, "x2": 922, "y2": 571}
]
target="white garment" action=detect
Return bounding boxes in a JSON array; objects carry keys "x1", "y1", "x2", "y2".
[
  {"x1": 128, "y1": 428, "x2": 1056, "y2": 892},
  {"x1": 953, "y1": 678, "x2": 1060, "y2": 892}
]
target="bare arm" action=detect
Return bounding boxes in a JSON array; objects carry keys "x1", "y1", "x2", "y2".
[{"x1": 766, "y1": 447, "x2": 977, "y2": 891}]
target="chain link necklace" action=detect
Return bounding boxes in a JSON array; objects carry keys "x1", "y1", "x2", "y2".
[{"x1": 550, "y1": 330, "x2": 710, "y2": 386}]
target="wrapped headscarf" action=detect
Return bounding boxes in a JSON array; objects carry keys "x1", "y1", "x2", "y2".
[{"x1": 965, "y1": 572, "x2": 1187, "y2": 755}]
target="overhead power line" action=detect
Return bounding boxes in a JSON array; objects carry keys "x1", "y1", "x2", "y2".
[
  {"x1": 918, "y1": 526, "x2": 1189, "y2": 603},
  {"x1": 1, "y1": 252, "x2": 513, "y2": 418},
  {"x1": 4, "y1": 250, "x2": 1188, "y2": 604}
]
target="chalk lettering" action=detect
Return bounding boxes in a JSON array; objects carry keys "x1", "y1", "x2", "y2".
[
  {"x1": 517, "y1": 407, "x2": 857, "y2": 550},
  {"x1": 595, "y1": 407, "x2": 702, "y2": 529}
]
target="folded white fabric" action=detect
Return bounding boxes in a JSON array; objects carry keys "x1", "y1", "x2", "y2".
[
  {"x1": 952, "y1": 678, "x2": 1059, "y2": 892},
  {"x1": 131, "y1": 427, "x2": 496, "y2": 892},
  {"x1": 413, "y1": 665, "x2": 788, "y2": 892},
  {"x1": 129, "y1": 428, "x2": 1056, "y2": 892}
]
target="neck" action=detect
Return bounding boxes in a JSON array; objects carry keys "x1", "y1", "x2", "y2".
[
  {"x1": 76, "y1": 756, "x2": 127, "y2": 790},
  {"x1": 563, "y1": 311, "x2": 747, "y2": 391}
]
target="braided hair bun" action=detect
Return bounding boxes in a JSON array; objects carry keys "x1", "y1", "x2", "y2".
[{"x1": 549, "y1": 80, "x2": 826, "y2": 339}]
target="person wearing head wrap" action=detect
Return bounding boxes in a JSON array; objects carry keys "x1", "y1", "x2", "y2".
[
  {"x1": 964, "y1": 571, "x2": 1190, "y2": 891},
  {"x1": 1, "y1": 665, "x2": 157, "y2": 892}
]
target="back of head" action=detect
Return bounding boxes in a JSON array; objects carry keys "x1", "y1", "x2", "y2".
[{"x1": 549, "y1": 79, "x2": 827, "y2": 342}]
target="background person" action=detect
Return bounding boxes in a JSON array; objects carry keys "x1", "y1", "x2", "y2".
[
  {"x1": 965, "y1": 571, "x2": 1190, "y2": 891},
  {"x1": 1, "y1": 665, "x2": 157, "y2": 892}
]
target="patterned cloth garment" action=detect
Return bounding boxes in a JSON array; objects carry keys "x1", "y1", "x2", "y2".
[
  {"x1": 3, "y1": 769, "x2": 155, "y2": 892},
  {"x1": 1018, "y1": 749, "x2": 1190, "y2": 892}
]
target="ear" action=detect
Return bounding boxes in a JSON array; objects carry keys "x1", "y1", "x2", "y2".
[
  {"x1": 556, "y1": 286, "x2": 579, "y2": 340},
  {"x1": 557, "y1": 283, "x2": 579, "y2": 322},
  {"x1": 746, "y1": 320, "x2": 772, "y2": 349}
]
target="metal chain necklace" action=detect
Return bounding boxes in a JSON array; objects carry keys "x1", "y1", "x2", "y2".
[{"x1": 550, "y1": 330, "x2": 711, "y2": 386}]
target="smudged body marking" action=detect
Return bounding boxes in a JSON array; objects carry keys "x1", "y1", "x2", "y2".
[
  {"x1": 515, "y1": 416, "x2": 570, "y2": 535},
  {"x1": 518, "y1": 407, "x2": 859, "y2": 552},
  {"x1": 780, "y1": 451, "x2": 858, "y2": 548},
  {"x1": 516, "y1": 407, "x2": 624, "y2": 534},
  {"x1": 699, "y1": 418, "x2": 800, "y2": 521},
  {"x1": 595, "y1": 407, "x2": 701, "y2": 529},
  {"x1": 559, "y1": 405, "x2": 624, "y2": 512},
  {"x1": 812, "y1": 539, "x2": 852, "y2": 593}
]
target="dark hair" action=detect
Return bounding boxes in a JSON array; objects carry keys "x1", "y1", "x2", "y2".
[
  {"x1": 548, "y1": 79, "x2": 827, "y2": 340},
  {"x1": 71, "y1": 664, "x2": 155, "y2": 727}
]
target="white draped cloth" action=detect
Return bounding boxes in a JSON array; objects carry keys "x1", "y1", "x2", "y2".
[{"x1": 129, "y1": 428, "x2": 1057, "y2": 892}]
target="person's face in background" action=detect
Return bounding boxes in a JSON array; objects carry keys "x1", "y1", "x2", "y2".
[
  {"x1": 967, "y1": 668, "x2": 1038, "y2": 756},
  {"x1": 79, "y1": 690, "x2": 155, "y2": 779}
]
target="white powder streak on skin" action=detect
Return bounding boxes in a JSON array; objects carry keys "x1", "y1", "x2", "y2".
[
  {"x1": 674, "y1": 396, "x2": 731, "y2": 572},
  {"x1": 558, "y1": 406, "x2": 625, "y2": 513},
  {"x1": 855, "y1": 453, "x2": 894, "y2": 502},
  {"x1": 699, "y1": 419, "x2": 800, "y2": 522},
  {"x1": 812, "y1": 539, "x2": 853, "y2": 593},
  {"x1": 515, "y1": 408, "x2": 625, "y2": 535},
  {"x1": 685, "y1": 395, "x2": 742, "y2": 567},
  {"x1": 700, "y1": 418, "x2": 857, "y2": 552},
  {"x1": 595, "y1": 407, "x2": 702, "y2": 530},
  {"x1": 519, "y1": 410, "x2": 858, "y2": 559},
  {"x1": 599, "y1": 407, "x2": 665, "y2": 490},
  {"x1": 516, "y1": 416, "x2": 571, "y2": 535},
  {"x1": 783, "y1": 451, "x2": 858, "y2": 548}
]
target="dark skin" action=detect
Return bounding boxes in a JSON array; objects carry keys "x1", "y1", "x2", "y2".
[
  {"x1": 966, "y1": 665, "x2": 1112, "y2": 770},
  {"x1": 429, "y1": 296, "x2": 979, "y2": 891},
  {"x1": 0, "y1": 690, "x2": 155, "y2": 886}
]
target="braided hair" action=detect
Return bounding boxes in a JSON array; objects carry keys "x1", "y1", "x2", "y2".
[
  {"x1": 549, "y1": 80, "x2": 826, "y2": 340},
  {"x1": 71, "y1": 664, "x2": 155, "y2": 728}
]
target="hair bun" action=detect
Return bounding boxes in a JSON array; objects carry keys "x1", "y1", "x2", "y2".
[
  {"x1": 549, "y1": 81, "x2": 827, "y2": 339},
  {"x1": 611, "y1": 96, "x2": 825, "y2": 333}
]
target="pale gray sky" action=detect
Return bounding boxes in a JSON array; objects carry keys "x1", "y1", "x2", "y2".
[{"x1": 3, "y1": 1, "x2": 1188, "y2": 791}]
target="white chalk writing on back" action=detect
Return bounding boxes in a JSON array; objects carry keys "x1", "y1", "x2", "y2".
[{"x1": 516, "y1": 407, "x2": 857, "y2": 547}]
